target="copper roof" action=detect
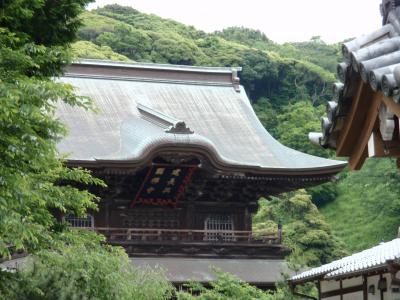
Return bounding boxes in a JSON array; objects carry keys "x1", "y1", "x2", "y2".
[
  {"x1": 57, "y1": 59, "x2": 346, "y2": 175},
  {"x1": 131, "y1": 257, "x2": 289, "y2": 285},
  {"x1": 1, "y1": 255, "x2": 288, "y2": 285}
]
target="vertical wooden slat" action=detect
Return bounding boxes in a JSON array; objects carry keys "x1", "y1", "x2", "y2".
[
  {"x1": 317, "y1": 280, "x2": 321, "y2": 300},
  {"x1": 363, "y1": 275, "x2": 368, "y2": 300},
  {"x1": 340, "y1": 279, "x2": 343, "y2": 300}
]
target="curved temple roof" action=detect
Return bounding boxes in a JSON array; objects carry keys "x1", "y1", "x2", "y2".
[
  {"x1": 311, "y1": 1, "x2": 400, "y2": 160},
  {"x1": 56, "y1": 59, "x2": 346, "y2": 176}
]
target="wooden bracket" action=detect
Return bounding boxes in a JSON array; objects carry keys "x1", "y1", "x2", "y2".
[
  {"x1": 348, "y1": 91, "x2": 383, "y2": 170},
  {"x1": 337, "y1": 80, "x2": 375, "y2": 157}
]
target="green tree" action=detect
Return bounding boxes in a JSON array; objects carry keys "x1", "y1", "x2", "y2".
[
  {"x1": 0, "y1": 0, "x2": 104, "y2": 257},
  {"x1": 321, "y1": 158, "x2": 400, "y2": 252},
  {"x1": 253, "y1": 97, "x2": 279, "y2": 137},
  {"x1": 176, "y1": 269, "x2": 308, "y2": 300},
  {"x1": 72, "y1": 41, "x2": 130, "y2": 61},
  {"x1": 1, "y1": 230, "x2": 174, "y2": 300},
  {"x1": 253, "y1": 190, "x2": 347, "y2": 268},
  {"x1": 176, "y1": 270, "x2": 273, "y2": 300},
  {"x1": 96, "y1": 24, "x2": 153, "y2": 61},
  {"x1": 274, "y1": 101, "x2": 331, "y2": 157}
]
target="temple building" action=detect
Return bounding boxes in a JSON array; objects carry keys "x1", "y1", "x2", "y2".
[
  {"x1": 310, "y1": 0, "x2": 400, "y2": 170},
  {"x1": 57, "y1": 59, "x2": 346, "y2": 287},
  {"x1": 290, "y1": 238, "x2": 400, "y2": 300}
]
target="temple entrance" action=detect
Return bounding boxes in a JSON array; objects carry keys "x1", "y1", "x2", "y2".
[{"x1": 204, "y1": 215, "x2": 234, "y2": 242}]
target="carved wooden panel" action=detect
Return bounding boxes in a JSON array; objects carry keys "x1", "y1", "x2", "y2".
[{"x1": 122, "y1": 208, "x2": 180, "y2": 229}]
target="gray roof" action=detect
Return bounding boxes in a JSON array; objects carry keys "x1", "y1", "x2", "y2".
[
  {"x1": 131, "y1": 257, "x2": 289, "y2": 284},
  {"x1": 312, "y1": 3, "x2": 400, "y2": 149},
  {"x1": 1, "y1": 255, "x2": 288, "y2": 285},
  {"x1": 291, "y1": 238, "x2": 400, "y2": 283},
  {"x1": 57, "y1": 59, "x2": 345, "y2": 175},
  {"x1": 0, "y1": 255, "x2": 26, "y2": 272}
]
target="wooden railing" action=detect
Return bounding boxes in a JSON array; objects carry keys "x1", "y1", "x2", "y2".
[{"x1": 94, "y1": 227, "x2": 281, "y2": 244}]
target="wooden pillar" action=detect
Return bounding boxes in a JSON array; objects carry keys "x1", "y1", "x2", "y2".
[
  {"x1": 317, "y1": 280, "x2": 321, "y2": 300},
  {"x1": 380, "y1": 274, "x2": 384, "y2": 300},
  {"x1": 340, "y1": 279, "x2": 343, "y2": 300},
  {"x1": 363, "y1": 275, "x2": 368, "y2": 300}
]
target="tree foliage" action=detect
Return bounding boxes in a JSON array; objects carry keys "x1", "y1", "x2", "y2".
[
  {"x1": 0, "y1": 0, "x2": 105, "y2": 258},
  {"x1": 253, "y1": 190, "x2": 347, "y2": 268},
  {"x1": 274, "y1": 101, "x2": 331, "y2": 157},
  {"x1": 321, "y1": 158, "x2": 400, "y2": 252},
  {"x1": 1, "y1": 230, "x2": 174, "y2": 300},
  {"x1": 176, "y1": 270, "x2": 305, "y2": 300},
  {"x1": 72, "y1": 41, "x2": 130, "y2": 61}
]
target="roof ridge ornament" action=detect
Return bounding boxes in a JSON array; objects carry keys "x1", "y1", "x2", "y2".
[
  {"x1": 137, "y1": 103, "x2": 194, "y2": 134},
  {"x1": 165, "y1": 121, "x2": 194, "y2": 134}
]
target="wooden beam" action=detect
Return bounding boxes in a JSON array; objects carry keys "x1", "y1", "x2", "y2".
[
  {"x1": 337, "y1": 79, "x2": 366, "y2": 156},
  {"x1": 348, "y1": 92, "x2": 383, "y2": 170},
  {"x1": 321, "y1": 284, "x2": 363, "y2": 298},
  {"x1": 382, "y1": 95, "x2": 400, "y2": 118}
]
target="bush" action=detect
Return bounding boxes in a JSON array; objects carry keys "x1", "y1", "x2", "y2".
[
  {"x1": 1, "y1": 231, "x2": 174, "y2": 300},
  {"x1": 176, "y1": 269, "x2": 306, "y2": 300}
]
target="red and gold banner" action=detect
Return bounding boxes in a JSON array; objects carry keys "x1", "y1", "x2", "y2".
[{"x1": 131, "y1": 164, "x2": 196, "y2": 207}]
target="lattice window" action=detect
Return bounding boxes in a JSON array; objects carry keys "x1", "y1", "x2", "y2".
[
  {"x1": 204, "y1": 215, "x2": 234, "y2": 242},
  {"x1": 64, "y1": 214, "x2": 94, "y2": 229},
  {"x1": 122, "y1": 209, "x2": 180, "y2": 229}
]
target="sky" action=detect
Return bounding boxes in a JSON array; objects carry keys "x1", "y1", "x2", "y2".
[{"x1": 88, "y1": 0, "x2": 383, "y2": 44}]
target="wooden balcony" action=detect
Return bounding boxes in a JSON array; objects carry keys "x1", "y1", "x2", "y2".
[
  {"x1": 95, "y1": 227, "x2": 281, "y2": 244},
  {"x1": 93, "y1": 227, "x2": 287, "y2": 258}
]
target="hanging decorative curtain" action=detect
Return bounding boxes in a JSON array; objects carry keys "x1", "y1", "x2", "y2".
[{"x1": 131, "y1": 164, "x2": 196, "y2": 207}]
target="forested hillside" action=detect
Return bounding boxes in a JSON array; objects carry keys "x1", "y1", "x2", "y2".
[{"x1": 75, "y1": 4, "x2": 400, "y2": 259}]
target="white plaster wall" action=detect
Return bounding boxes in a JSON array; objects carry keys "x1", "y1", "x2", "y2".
[
  {"x1": 321, "y1": 280, "x2": 340, "y2": 300},
  {"x1": 385, "y1": 272, "x2": 400, "y2": 300},
  {"x1": 321, "y1": 279, "x2": 340, "y2": 292},
  {"x1": 323, "y1": 296, "x2": 340, "y2": 300},
  {"x1": 342, "y1": 277, "x2": 362, "y2": 288},
  {"x1": 343, "y1": 291, "x2": 363, "y2": 300},
  {"x1": 321, "y1": 277, "x2": 363, "y2": 300},
  {"x1": 320, "y1": 272, "x2": 400, "y2": 300},
  {"x1": 367, "y1": 275, "x2": 380, "y2": 300}
]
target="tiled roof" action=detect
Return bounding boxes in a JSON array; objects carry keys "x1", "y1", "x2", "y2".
[
  {"x1": 131, "y1": 257, "x2": 290, "y2": 284},
  {"x1": 291, "y1": 238, "x2": 400, "y2": 282},
  {"x1": 1, "y1": 255, "x2": 290, "y2": 284},
  {"x1": 56, "y1": 59, "x2": 346, "y2": 176},
  {"x1": 310, "y1": 4, "x2": 400, "y2": 149}
]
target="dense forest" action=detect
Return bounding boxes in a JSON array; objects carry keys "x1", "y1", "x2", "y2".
[
  {"x1": 2, "y1": 1, "x2": 400, "y2": 299},
  {"x1": 73, "y1": 4, "x2": 400, "y2": 257}
]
